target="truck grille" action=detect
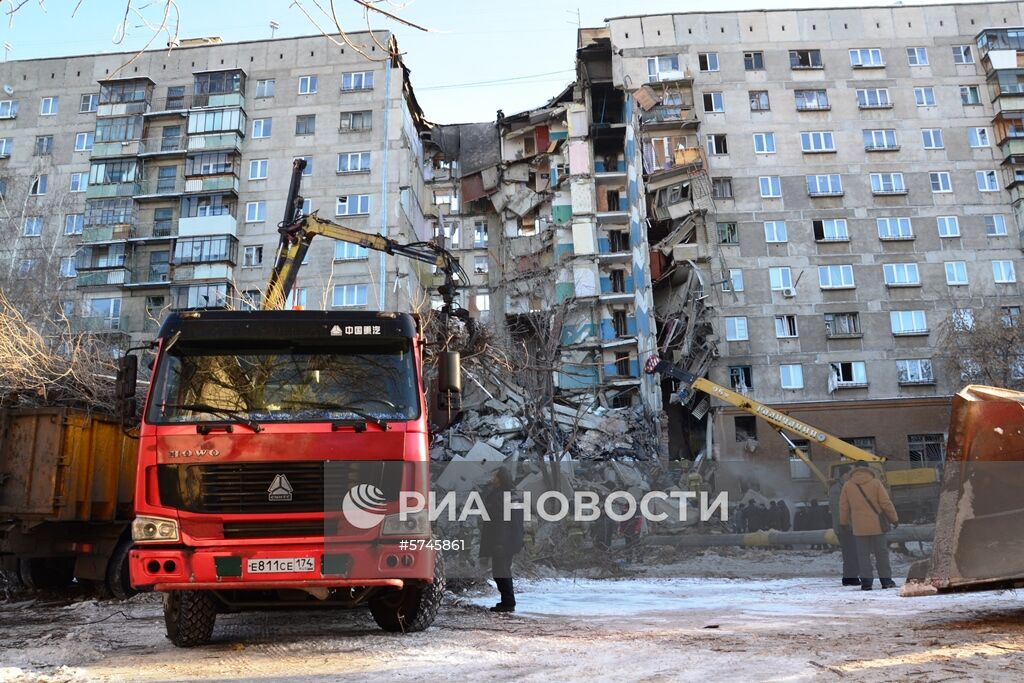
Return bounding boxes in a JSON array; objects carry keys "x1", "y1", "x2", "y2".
[{"x1": 157, "y1": 461, "x2": 402, "y2": 514}]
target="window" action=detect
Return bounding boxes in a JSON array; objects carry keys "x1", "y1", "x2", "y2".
[
  {"x1": 993, "y1": 260, "x2": 1017, "y2": 283},
  {"x1": 59, "y1": 256, "x2": 77, "y2": 278},
  {"x1": 29, "y1": 175, "x2": 47, "y2": 195},
  {"x1": 849, "y1": 48, "x2": 884, "y2": 67},
  {"x1": 825, "y1": 312, "x2": 861, "y2": 337},
  {"x1": 813, "y1": 219, "x2": 849, "y2": 242},
  {"x1": 717, "y1": 222, "x2": 738, "y2": 244},
  {"x1": 749, "y1": 91, "x2": 770, "y2": 111},
  {"x1": 40, "y1": 96, "x2": 58, "y2": 115},
  {"x1": 69, "y1": 172, "x2": 87, "y2": 193},
  {"x1": 806, "y1": 174, "x2": 842, "y2": 196},
  {"x1": 724, "y1": 268, "x2": 743, "y2": 292},
  {"x1": 800, "y1": 131, "x2": 835, "y2": 153},
  {"x1": 763, "y1": 220, "x2": 788, "y2": 243},
  {"x1": 921, "y1": 128, "x2": 944, "y2": 149},
  {"x1": 252, "y1": 118, "x2": 272, "y2": 138},
  {"x1": 340, "y1": 110, "x2": 372, "y2": 131},
  {"x1": 712, "y1": 177, "x2": 733, "y2": 199},
  {"x1": 245, "y1": 201, "x2": 266, "y2": 223},
  {"x1": 342, "y1": 71, "x2": 374, "y2": 90},
  {"x1": 703, "y1": 92, "x2": 724, "y2": 113},
  {"x1": 237, "y1": 290, "x2": 262, "y2": 312},
  {"x1": 474, "y1": 221, "x2": 489, "y2": 246},
  {"x1": 1002, "y1": 306, "x2": 1020, "y2": 327},
  {"x1": 332, "y1": 284, "x2": 368, "y2": 307},
  {"x1": 954, "y1": 308, "x2": 976, "y2": 331},
  {"x1": 831, "y1": 361, "x2": 867, "y2": 387},
  {"x1": 985, "y1": 215, "x2": 1008, "y2": 236},
  {"x1": 744, "y1": 51, "x2": 765, "y2": 70},
  {"x1": 883, "y1": 263, "x2": 921, "y2": 286},
  {"x1": 706, "y1": 134, "x2": 728, "y2": 155},
  {"x1": 960, "y1": 85, "x2": 982, "y2": 105},
  {"x1": 969, "y1": 128, "x2": 990, "y2": 148},
  {"x1": 474, "y1": 255, "x2": 489, "y2": 275},
  {"x1": 475, "y1": 289, "x2": 490, "y2": 319},
  {"x1": 864, "y1": 129, "x2": 898, "y2": 150},
  {"x1": 0, "y1": 137, "x2": 9, "y2": 157},
  {"x1": 727, "y1": 366, "x2": 753, "y2": 392},
  {"x1": 795, "y1": 89, "x2": 829, "y2": 111},
  {"x1": 907, "y1": 47, "x2": 928, "y2": 65},
  {"x1": 23, "y1": 216, "x2": 43, "y2": 236},
  {"x1": 248, "y1": 159, "x2": 269, "y2": 180},
  {"x1": 255, "y1": 78, "x2": 275, "y2": 98},
  {"x1": 945, "y1": 261, "x2": 968, "y2": 285},
  {"x1": 285, "y1": 287, "x2": 307, "y2": 310},
  {"x1": 240, "y1": 245, "x2": 263, "y2": 268},
  {"x1": 725, "y1": 317, "x2": 748, "y2": 341},
  {"x1": 891, "y1": 310, "x2": 928, "y2": 335},
  {"x1": 295, "y1": 114, "x2": 316, "y2": 136},
  {"x1": 74, "y1": 132, "x2": 94, "y2": 151},
  {"x1": 34, "y1": 135, "x2": 53, "y2": 155},
  {"x1": 977, "y1": 170, "x2": 999, "y2": 192},
  {"x1": 790, "y1": 49, "x2": 822, "y2": 69},
  {"x1": 647, "y1": 55, "x2": 680, "y2": 82},
  {"x1": 295, "y1": 156, "x2": 312, "y2": 177},
  {"x1": 759, "y1": 176, "x2": 781, "y2": 198},
  {"x1": 936, "y1": 216, "x2": 960, "y2": 238},
  {"x1": 337, "y1": 194, "x2": 370, "y2": 216},
  {"x1": 0, "y1": 99, "x2": 18, "y2": 118},
  {"x1": 857, "y1": 88, "x2": 891, "y2": 109},
  {"x1": 775, "y1": 315, "x2": 798, "y2": 338},
  {"x1": 17, "y1": 259, "x2": 38, "y2": 278},
  {"x1": 735, "y1": 416, "x2": 757, "y2": 442},
  {"x1": 185, "y1": 151, "x2": 232, "y2": 176},
  {"x1": 870, "y1": 172, "x2": 906, "y2": 194},
  {"x1": 877, "y1": 217, "x2": 913, "y2": 240},
  {"x1": 64, "y1": 213, "x2": 84, "y2": 235},
  {"x1": 335, "y1": 241, "x2": 368, "y2": 260},
  {"x1": 780, "y1": 365, "x2": 804, "y2": 389},
  {"x1": 818, "y1": 264, "x2": 855, "y2": 289},
  {"x1": 909, "y1": 434, "x2": 945, "y2": 466},
  {"x1": 186, "y1": 109, "x2": 242, "y2": 135},
  {"x1": 698, "y1": 52, "x2": 719, "y2": 72},
  {"x1": 79, "y1": 93, "x2": 98, "y2": 113},
  {"x1": 298, "y1": 75, "x2": 318, "y2": 94},
  {"x1": 769, "y1": 267, "x2": 793, "y2": 290},
  {"x1": 897, "y1": 359, "x2": 934, "y2": 385},
  {"x1": 753, "y1": 132, "x2": 775, "y2": 154},
  {"x1": 337, "y1": 151, "x2": 371, "y2": 173},
  {"x1": 914, "y1": 87, "x2": 936, "y2": 106},
  {"x1": 930, "y1": 171, "x2": 952, "y2": 193},
  {"x1": 952, "y1": 45, "x2": 973, "y2": 64}
]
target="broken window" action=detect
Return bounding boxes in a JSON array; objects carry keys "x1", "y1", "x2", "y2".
[
  {"x1": 735, "y1": 416, "x2": 757, "y2": 442},
  {"x1": 813, "y1": 219, "x2": 849, "y2": 241},
  {"x1": 698, "y1": 53, "x2": 719, "y2": 72},
  {"x1": 744, "y1": 51, "x2": 765, "y2": 71},
  {"x1": 1002, "y1": 306, "x2": 1021, "y2": 326},
  {"x1": 795, "y1": 89, "x2": 829, "y2": 111},
  {"x1": 717, "y1": 221, "x2": 738, "y2": 244},
  {"x1": 825, "y1": 312, "x2": 861, "y2": 337},
  {"x1": 909, "y1": 434, "x2": 946, "y2": 465},
  {"x1": 647, "y1": 55, "x2": 680, "y2": 82},
  {"x1": 749, "y1": 91, "x2": 770, "y2": 111},
  {"x1": 613, "y1": 310, "x2": 629, "y2": 337},
  {"x1": 849, "y1": 437, "x2": 876, "y2": 453},
  {"x1": 703, "y1": 92, "x2": 724, "y2": 113},
  {"x1": 610, "y1": 270, "x2": 626, "y2": 293},
  {"x1": 706, "y1": 134, "x2": 728, "y2": 155},
  {"x1": 897, "y1": 359, "x2": 934, "y2": 385},
  {"x1": 790, "y1": 49, "x2": 823, "y2": 69},
  {"x1": 830, "y1": 361, "x2": 868, "y2": 387},
  {"x1": 729, "y1": 366, "x2": 753, "y2": 391},
  {"x1": 712, "y1": 177, "x2": 733, "y2": 199},
  {"x1": 774, "y1": 315, "x2": 798, "y2": 338},
  {"x1": 609, "y1": 230, "x2": 629, "y2": 252},
  {"x1": 614, "y1": 352, "x2": 631, "y2": 377}
]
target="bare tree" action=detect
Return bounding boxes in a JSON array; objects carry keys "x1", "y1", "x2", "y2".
[{"x1": 937, "y1": 307, "x2": 1024, "y2": 391}]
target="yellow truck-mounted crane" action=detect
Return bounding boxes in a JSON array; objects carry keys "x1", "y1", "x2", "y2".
[{"x1": 644, "y1": 356, "x2": 939, "y2": 516}]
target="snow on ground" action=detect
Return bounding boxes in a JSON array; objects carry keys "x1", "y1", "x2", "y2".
[{"x1": 1, "y1": 550, "x2": 1023, "y2": 682}]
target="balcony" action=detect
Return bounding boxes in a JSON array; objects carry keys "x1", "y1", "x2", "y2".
[
  {"x1": 640, "y1": 107, "x2": 699, "y2": 129},
  {"x1": 73, "y1": 315, "x2": 129, "y2": 333},
  {"x1": 146, "y1": 95, "x2": 190, "y2": 115},
  {"x1": 86, "y1": 182, "x2": 140, "y2": 199},
  {"x1": 178, "y1": 214, "x2": 237, "y2": 237},
  {"x1": 138, "y1": 135, "x2": 188, "y2": 156},
  {"x1": 90, "y1": 139, "x2": 141, "y2": 158},
  {"x1": 129, "y1": 222, "x2": 175, "y2": 241},
  {"x1": 999, "y1": 137, "x2": 1024, "y2": 162},
  {"x1": 135, "y1": 177, "x2": 185, "y2": 199},
  {"x1": 184, "y1": 175, "x2": 239, "y2": 194},
  {"x1": 76, "y1": 268, "x2": 130, "y2": 287},
  {"x1": 96, "y1": 101, "x2": 150, "y2": 117},
  {"x1": 191, "y1": 92, "x2": 245, "y2": 109},
  {"x1": 81, "y1": 224, "x2": 133, "y2": 244},
  {"x1": 125, "y1": 266, "x2": 170, "y2": 288},
  {"x1": 187, "y1": 132, "x2": 242, "y2": 152}
]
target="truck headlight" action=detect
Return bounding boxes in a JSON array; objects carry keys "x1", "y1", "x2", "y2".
[
  {"x1": 381, "y1": 510, "x2": 429, "y2": 537},
  {"x1": 132, "y1": 515, "x2": 179, "y2": 543}
]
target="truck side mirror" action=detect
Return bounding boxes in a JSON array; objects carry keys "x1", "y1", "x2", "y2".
[
  {"x1": 115, "y1": 354, "x2": 138, "y2": 424},
  {"x1": 437, "y1": 351, "x2": 462, "y2": 411}
]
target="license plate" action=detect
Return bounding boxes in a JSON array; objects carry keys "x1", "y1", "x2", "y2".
[{"x1": 245, "y1": 557, "x2": 316, "y2": 574}]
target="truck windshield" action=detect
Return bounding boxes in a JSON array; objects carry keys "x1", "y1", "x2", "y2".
[{"x1": 146, "y1": 339, "x2": 420, "y2": 424}]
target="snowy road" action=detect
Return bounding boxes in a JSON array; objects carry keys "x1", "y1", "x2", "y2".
[{"x1": 2, "y1": 566, "x2": 1024, "y2": 682}]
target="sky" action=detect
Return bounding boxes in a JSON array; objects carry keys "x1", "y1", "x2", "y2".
[{"x1": 0, "y1": 0, "x2": 1007, "y2": 123}]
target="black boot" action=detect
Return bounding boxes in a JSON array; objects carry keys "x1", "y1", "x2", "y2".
[
  {"x1": 842, "y1": 577, "x2": 860, "y2": 586},
  {"x1": 490, "y1": 603, "x2": 515, "y2": 613},
  {"x1": 860, "y1": 578, "x2": 873, "y2": 591},
  {"x1": 880, "y1": 578, "x2": 896, "y2": 589}
]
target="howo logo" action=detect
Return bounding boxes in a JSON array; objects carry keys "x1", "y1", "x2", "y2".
[
  {"x1": 341, "y1": 483, "x2": 388, "y2": 529},
  {"x1": 267, "y1": 474, "x2": 293, "y2": 502}
]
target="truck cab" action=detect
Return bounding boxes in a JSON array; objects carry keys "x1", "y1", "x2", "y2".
[{"x1": 128, "y1": 309, "x2": 442, "y2": 646}]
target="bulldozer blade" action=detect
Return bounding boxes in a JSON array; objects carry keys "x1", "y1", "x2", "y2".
[{"x1": 902, "y1": 385, "x2": 1024, "y2": 597}]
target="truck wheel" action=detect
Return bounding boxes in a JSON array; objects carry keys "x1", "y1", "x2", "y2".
[
  {"x1": 369, "y1": 552, "x2": 445, "y2": 633},
  {"x1": 164, "y1": 590, "x2": 217, "y2": 647},
  {"x1": 105, "y1": 536, "x2": 137, "y2": 600},
  {"x1": 18, "y1": 557, "x2": 75, "y2": 590}
]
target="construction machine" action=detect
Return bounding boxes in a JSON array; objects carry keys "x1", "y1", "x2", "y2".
[
  {"x1": 644, "y1": 356, "x2": 940, "y2": 519},
  {"x1": 123, "y1": 158, "x2": 470, "y2": 646}
]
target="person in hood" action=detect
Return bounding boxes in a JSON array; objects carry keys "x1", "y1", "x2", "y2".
[
  {"x1": 839, "y1": 463, "x2": 899, "y2": 590},
  {"x1": 478, "y1": 467, "x2": 524, "y2": 612}
]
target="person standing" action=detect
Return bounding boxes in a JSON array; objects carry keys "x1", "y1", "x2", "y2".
[
  {"x1": 829, "y1": 466, "x2": 860, "y2": 586},
  {"x1": 839, "y1": 463, "x2": 899, "y2": 590},
  {"x1": 479, "y1": 467, "x2": 524, "y2": 612}
]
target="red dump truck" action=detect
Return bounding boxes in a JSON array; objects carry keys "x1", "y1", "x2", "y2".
[{"x1": 0, "y1": 408, "x2": 138, "y2": 597}]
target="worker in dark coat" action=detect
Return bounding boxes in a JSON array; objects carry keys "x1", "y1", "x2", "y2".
[
  {"x1": 778, "y1": 500, "x2": 792, "y2": 532},
  {"x1": 478, "y1": 467, "x2": 524, "y2": 612},
  {"x1": 829, "y1": 465, "x2": 860, "y2": 586}
]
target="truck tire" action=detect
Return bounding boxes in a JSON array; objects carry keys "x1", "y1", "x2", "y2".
[
  {"x1": 164, "y1": 590, "x2": 217, "y2": 647},
  {"x1": 18, "y1": 557, "x2": 75, "y2": 590},
  {"x1": 105, "y1": 536, "x2": 137, "y2": 600},
  {"x1": 369, "y1": 552, "x2": 445, "y2": 633}
]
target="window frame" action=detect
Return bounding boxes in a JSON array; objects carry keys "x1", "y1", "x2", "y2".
[
  {"x1": 759, "y1": 175, "x2": 782, "y2": 198},
  {"x1": 725, "y1": 316, "x2": 749, "y2": 341},
  {"x1": 818, "y1": 264, "x2": 855, "y2": 289},
  {"x1": 945, "y1": 261, "x2": 969, "y2": 285},
  {"x1": 297, "y1": 75, "x2": 318, "y2": 95}
]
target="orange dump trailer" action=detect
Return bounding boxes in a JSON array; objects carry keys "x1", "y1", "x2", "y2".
[{"x1": 0, "y1": 408, "x2": 138, "y2": 596}]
